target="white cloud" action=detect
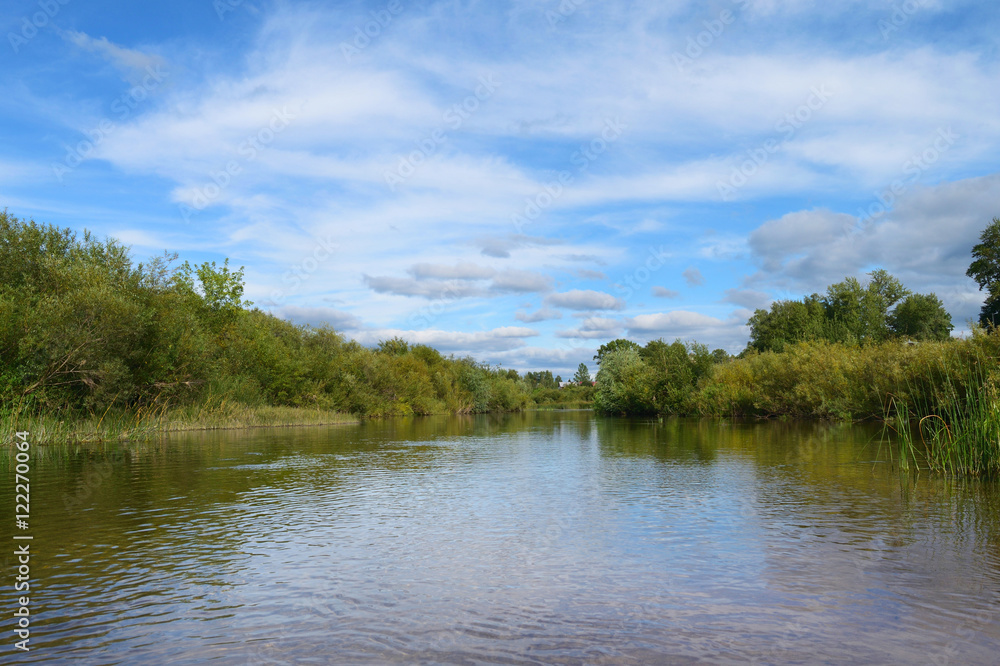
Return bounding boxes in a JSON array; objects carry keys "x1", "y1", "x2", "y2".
[
  {"x1": 409, "y1": 262, "x2": 496, "y2": 279},
  {"x1": 63, "y1": 31, "x2": 166, "y2": 81},
  {"x1": 545, "y1": 290, "x2": 624, "y2": 311},
  {"x1": 353, "y1": 326, "x2": 539, "y2": 353},
  {"x1": 515, "y1": 307, "x2": 563, "y2": 323},
  {"x1": 683, "y1": 267, "x2": 705, "y2": 287}
]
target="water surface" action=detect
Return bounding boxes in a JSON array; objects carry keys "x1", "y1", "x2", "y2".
[{"x1": 5, "y1": 412, "x2": 1000, "y2": 664}]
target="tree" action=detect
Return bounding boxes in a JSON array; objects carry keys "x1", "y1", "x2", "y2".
[
  {"x1": 377, "y1": 337, "x2": 410, "y2": 356},
  {"x1": 747, "y1": 297, "x2": 826, "y2": 352},
  {"x1": 710, "y1": 349, "x2": 731, "y2": 364},
  {"x1": 593, "y1": 347, "x2": 653, "y2": 415},
  {"x1": 594, "y1": 339, "x2": 640, "y2": 365},
  {"x1": 573, "y1": 363, "x2": 592, "y2": 384},
  {"x1": 888, "y1": 293, "x2": 953, "y2": 341},
  {"x1": 823, "y1": 269, "x2": 908, "y2": 345},
  {"x1": 967, "y1": 217, "x2": 1000, "y2": 326}
]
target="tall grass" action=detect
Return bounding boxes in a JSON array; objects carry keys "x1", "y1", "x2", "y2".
[
  {"x1": 889, "y1": 354, "x2": 1000, "y2": 476},
  {"x1": 0, "y1": 402, "x2": 358, "y2": 446},
  {"x1": 692, "y1": 327, "x2": 1000, "y2": 476}
]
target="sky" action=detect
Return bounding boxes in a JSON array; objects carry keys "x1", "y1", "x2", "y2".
[{"x1": 3, "y1": 0, "x2": 999, "y2": 377}]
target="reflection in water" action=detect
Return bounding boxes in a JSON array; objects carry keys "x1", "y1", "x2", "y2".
[{"x1": 3, "y1": 411, "x2": 1000, "y2": 663}]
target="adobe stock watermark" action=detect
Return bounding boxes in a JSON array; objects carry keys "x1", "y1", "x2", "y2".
[
  {"x1": 879, "y1": 0, "x2": 935, "y2": 41},
  {"x1": 716, "y1": 84, "x2": 833, "y2": 201},
  {"x1": 52, "y1": 65, "x2": 168, "y2": 183},
  {"x1": 673, "y1": 0, "x2": 750, "y2": 73},
  {"x1": 178, "y1": 106, "x2": 297, "y2": 222},
  {"x1": 268, "y1": 234, "x2": 339, "y2": 306},
  {"x1": 613, "y1": 245, "x2": 672, "y2": 300},
  {"x1": 856, "y1": 127, "x2": 959, "y2": 224},
  {"x1": 511, "y1": 117, "x2": 627, "y2": 233},
  {"x1": 214, "y1": 0, "x2": 247, "y2": 21},
  {"x1": 545, "y1": 0, "x2": 586, "y2": 28},
  {"x1": 340, "y1": 0, "x2": 403, "y2": 62},
  {"x1": 8, "y1": 0, "x2": 71, "y2": 54},
  {"x1": 383, "y1": 74, "x2": 501, "y2": 192}
]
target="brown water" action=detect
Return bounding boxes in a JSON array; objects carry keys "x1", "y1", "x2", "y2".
[{"x1": 4, "y1": 412, "x2": 1000, "y2": 664}]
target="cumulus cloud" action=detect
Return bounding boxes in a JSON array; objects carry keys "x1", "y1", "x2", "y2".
[
  {"x1": 363, "y1": 275, "x2": 485, "y2": 299},
  {"x1": 515, "y1": 307, "x2": 563, "y2": 323},
  {"x1": 545, "y1": 290, "x2": 624, "y2": 311},
  {"x1": 722, "y1": 288, "x2": 772, "y2": 310},
  {"x1": 683, "y1": 267, "x2": 705, "y2": 287},
  {"x1": 745, "y1": 174, "x2": 1000, "y2": 323},
  {"x1": 354, "y1": 326, "x2": 539, "y2": 353},
  {"x1": 624, "y1": 310, "x2": 749, "y2": 350},
  {"x1": 653, "y1": 286, "x2": 681, "y2": 299},
  {"x1": 273, "y1": 305, "x2": 363, "y2": 330},
  {"x1": 364, "y1": 265, "x2": 552, "y2": 298},
  {"x1": 492, "y1": 269, "x2": 554, "y2": 293},
  {"x1": 408, "y1": 263, "x2": 496, "y2": 280},
  {"x1": 555, "y1": 317, "x2": 623, "y2": 340},
  {"x1": 477, "y1": 235, "x2": 562, "y2": 258}
]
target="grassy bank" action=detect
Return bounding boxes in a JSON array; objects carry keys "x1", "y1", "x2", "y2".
[
  {"x1": 0, "y1": 404, "x2": 359, "y2": 446},
  {"x1": 0, "y1": 211, "x2": 532, "y2": 440},
  {"x1": 594, "y1": 328, "x2": 1000, "y2": 475}
]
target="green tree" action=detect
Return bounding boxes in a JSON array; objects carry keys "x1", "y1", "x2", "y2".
[
  {"x1": 377, "y1": 337, "x2": 410, "y2": 356},
  {"x1": 573, "y1": 363, "x2": 592, "y2": 384},
  {"x1": 888, "y1": 293, "x2": 953, "y2": 341},
  {"x1": 823, "y1": 269, "x2": 908, "y2": 345},
  {"x1": 747, "y1": 297, "x2": 826, "y2": 352},
  {"x1": 967, "y1": 217, "x2": 1000, "y2": 326},
  {"x1": 593, "y1": 347, "x2": 653, "y2": 415},
  {"x1": 710, "y1": 349, "x2": 731, "y2": 364},
  {"x1": 594, "y1": 338, "x2": 641, "y2": 365}
]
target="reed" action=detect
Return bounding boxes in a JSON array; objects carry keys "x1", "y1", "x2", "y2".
[
  {"x1": 0, "y1": 403, "x2": 357, "y2": 446},
  {"x1": 879, "y1": 342, "x2": 1000, "y2": 476}
]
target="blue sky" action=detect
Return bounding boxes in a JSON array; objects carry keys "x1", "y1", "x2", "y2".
[{"x1": 3, "y1": 0, "x2": 999, "y2": 376}]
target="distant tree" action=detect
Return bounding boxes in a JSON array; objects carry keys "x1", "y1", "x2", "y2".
[
  {"x1": 710, "y1": 349, "x2": 731, "y2": 364},
  {"x1": 888, "y1": 293, "x2": 953, "y2": 341},
  {"x1": 594, "y1": 339, "x2": 641, "y2": 365},
  {"x1": 967, "y1": 217, "x2": 1000, "y2": 326},
  {"x1": 506, "y1": 368, "x2": 520, "y2": 381},
  {"x1": 573, "y1": 363, "x2": 592, "y2": 384},
  {"x1": 523, "y1": 370, "x2": 557, "y2": 389},
  {"x1": 377, "y1": 337, "x2": 410, "y2": 356}
]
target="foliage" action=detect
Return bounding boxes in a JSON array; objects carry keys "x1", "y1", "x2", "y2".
[
  {"x1": 748, "y1": 269, "x2": 951, "y2": 352},
  {"x1": 0, "y1": 211, "x2": 530, "y2": 423},
  {"x1": 593, "y1": 347, "x2": 653, "y2": 415},
  {"x1": 593, "y1": 338, "x2": 641, "y2": 365},
  {"x1": 523, "y1": 370, "x2": 559, "y2": 390},
  {"x1": 888, "y1": 293, "x2": 953, "y2": 341},
  {"x1": 967, "y1": 217, "x2": 1000, "y2": 326},
  {"x1": 593, "y1": 338, "x2": 716, "y2": 416},
  {"x1": 573, "y1": 363, "x2": 592, "y2": 384},
  {"x1": 748, "y1": 297, "x2": 826, "y2": 353}
]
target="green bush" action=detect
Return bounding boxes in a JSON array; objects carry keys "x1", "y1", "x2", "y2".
[{"x1": 0, "y1": 211, "x2": 531, "y2": 421}]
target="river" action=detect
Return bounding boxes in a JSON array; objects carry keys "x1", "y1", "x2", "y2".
[{"x1": 4, "y1": 411, "x2": 1000, "y2": 663}]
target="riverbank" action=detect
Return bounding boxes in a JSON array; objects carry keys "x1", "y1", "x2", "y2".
[
  {"x1": 594, "y1": 329, "x2": 1000, "y2": 475},
  {"x1": 1, "y1": 405, "x2": 359, "y2": 446}
]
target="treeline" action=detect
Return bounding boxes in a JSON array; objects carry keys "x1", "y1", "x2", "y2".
[
  {"x1": 593, "y1": 264, "x2": 986, "y2": 418},
  {"x1": 0, "y1": 211, "x2": 530, "y2": 420},
  {"x1": 747, "y1": 269, "x2": 952, "y2": 352}
]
